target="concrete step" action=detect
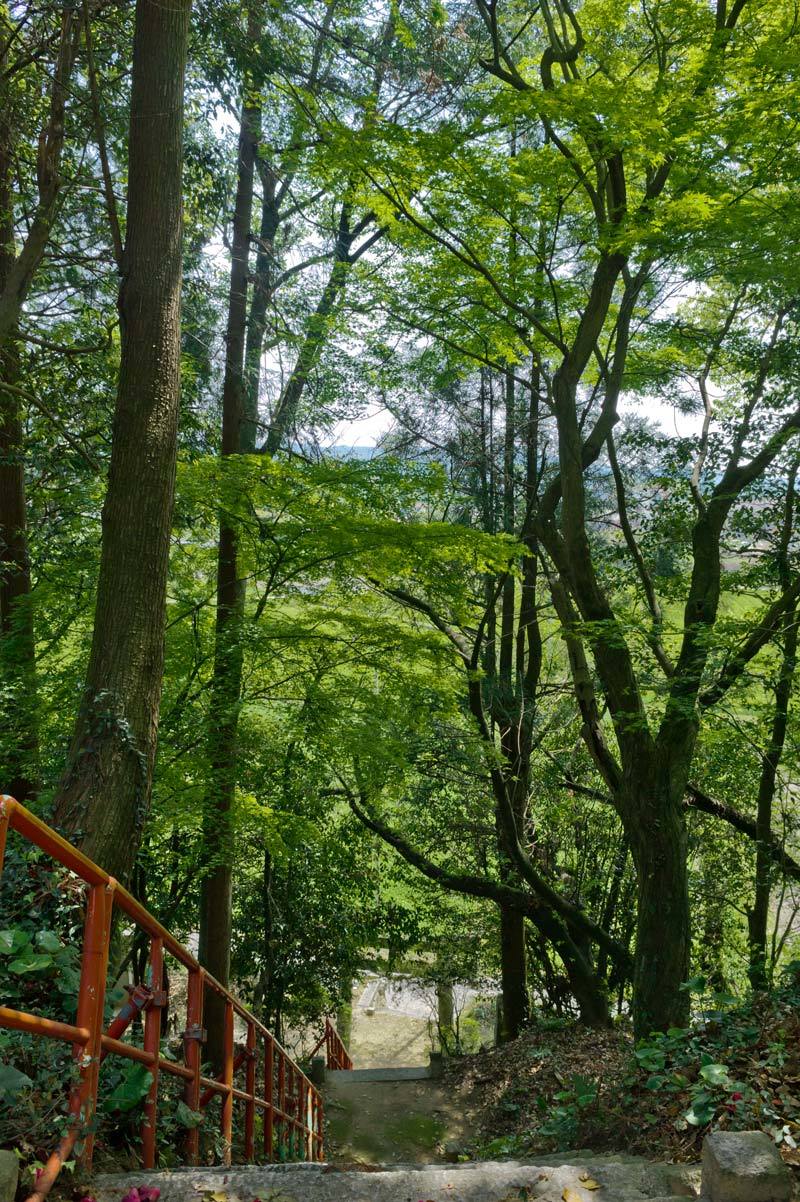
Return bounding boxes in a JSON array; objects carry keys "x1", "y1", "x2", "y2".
[
  {"x1": 326, "y1": 1065, "x2": 432, "y2": 1082},
  {"x1": 321, "y1": 1067, "x2": 430, "y2": 1086},
  {"x1": 93, "y1": 1156, "x2": 702, "y2": 1202}
]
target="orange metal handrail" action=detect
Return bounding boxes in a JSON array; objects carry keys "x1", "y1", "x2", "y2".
[
  {"x1": 308, "y1": 1016, "x2": 354, "y2": 1071},
  {"x1": 0, "y1": 796, "x2": 325, "y2": 1197}
]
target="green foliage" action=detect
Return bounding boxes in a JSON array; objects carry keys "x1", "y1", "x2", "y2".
[
  {"x1": 627, "y1": 967, "x2": 800, "y2": 1147},
  {"x1": 536, "y1": 1075, "x2": 600, "y2": 1149},
  {"x1": 4, "y1": 0, "x2": 800, "y2": 1166},
  {"x1": 102, "y1": 1064, "x2": 153, "y2": 1115}
]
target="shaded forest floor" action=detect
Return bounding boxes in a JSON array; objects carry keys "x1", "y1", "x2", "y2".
[{"x1": 440, "y1": 993, "x2": 800, "y2": 1172}]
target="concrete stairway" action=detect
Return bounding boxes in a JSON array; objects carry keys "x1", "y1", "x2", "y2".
[{"x1": 93, "y1": 1153, "x2": 702, "y2": 1202}]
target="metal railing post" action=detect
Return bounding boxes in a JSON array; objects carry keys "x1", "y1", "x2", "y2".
[
  {"x1": 244, "y1": 1021, "x2": 256, "y2": 1161},
  {"x1": 77, "y1": 880, "x2": 114, "y2": 1167},
  {"x1": 26, "y1": 881, "x2": 113, "y2": 1202},
  {"x1": 317, "y1": 1092, "x2": 325, "y2": 1161},
  {"x1": 0, "y1": 797, "x2": 11, "y2": 875},
  {"x1": 183, "y1": 967, "x2": 204, "y2": 1165},
  {"x1": 141, "y1": 936, "x2": 164, "y2": 1169},
  {"x1": 277, "y1": 1051, "x2": 286, "y2": 1159},
  {"x1": 264, "y1": 1035, "x2": 274, "y2": 1161},
  {"x1": 221, "y1": 998, "x2": 234, "y2": 1164}
]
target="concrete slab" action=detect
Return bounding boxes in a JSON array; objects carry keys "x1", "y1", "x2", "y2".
[{"x1": 93, "y1": 1156, "x2": 702, "y2": 1202}]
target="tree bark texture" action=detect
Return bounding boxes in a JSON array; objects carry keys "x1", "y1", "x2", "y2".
[
  {"x1": 52, "y1": 0, "x2": 191, "y2": 884},
  {"x1": 0, "y1": 92, "x2": 38, "y2": 802},
  {"x1": 498, "y1": 904, "x2": 528, "y2": 1041},
  {"x1": 198, "y1": 46, "x2": 260, "y2": 1069}
]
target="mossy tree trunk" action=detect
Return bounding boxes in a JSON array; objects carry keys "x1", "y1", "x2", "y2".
[{"x1": 52, "y1": 0, "x2": 191, "y2": 884}]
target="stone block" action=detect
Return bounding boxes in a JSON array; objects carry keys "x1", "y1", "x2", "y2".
[
  {"x1": 0, "y1": 1150, "x2": 18, "y2": 1202},
  {"x1": 308, "y1": 1056, "x2": 326, "y2": 1085},
  {"x1": 702, "y1": 1131, "x2": 791, "y2": 1202}
]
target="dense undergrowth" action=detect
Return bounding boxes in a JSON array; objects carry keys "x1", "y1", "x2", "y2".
[{"x1": 448, "y1": 967, "x2": 800, "y2": 1168}]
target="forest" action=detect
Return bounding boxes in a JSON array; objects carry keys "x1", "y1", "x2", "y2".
[{"x1": 1, "y1": 0, "x2": 800, "y2": 1181}]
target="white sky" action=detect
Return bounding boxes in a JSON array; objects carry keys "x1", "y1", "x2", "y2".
[{"x1": 329, "y1": 395, "x2": 700, "y2": 448}]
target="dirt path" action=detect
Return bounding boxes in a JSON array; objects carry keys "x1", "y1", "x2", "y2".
[{"x1": 324, "y1": 1074, "x2": 480, "y2": 1164}]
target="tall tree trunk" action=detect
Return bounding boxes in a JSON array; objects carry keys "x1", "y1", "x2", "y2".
[
  {"x1": 0, "y1": 365, "x2": 37, "y2": 803},
  {"x1": 0, "y1": 98, "x2": 37, "y2": 802},
  {"x1": 497, "y1": 904, "x2": 528, "y2": 1041},
  {"x1": 263, "y1": 206, "x2": 354, "y2": 454},
  {"x1": 493, "y1": 365, "x2": 530, "y2": 1040},
  {"x1": 242, "y1": 172, "x2": 278, "y2": 444},
  {"x1": 436, "y1": 979, "x2": 455, "y2": 1051},
  {"x1": 0, "y1": 7, "x2": 78, "y2": 802},
  {"x1": 748, "y1": 607, "x2": 797, "y2": 988},
  {"x1": 0, "y1": 9, "x2": 78, "y2": 342},
  {"x1": 52, "y1": 0, "x2": 191, "y2": 884},
  {"x1": 627, "y1": 773, "x2": 690, "y2": 1036},
  {"x1": 595, "y1": 837, "x2": 628, "y2": 983},
  {"x1": 336, "y1": 975, "x2": 353, "y2": 1049},
  {"x1": 198, "y1": 41, "x2": 260, "y2": 1069}
]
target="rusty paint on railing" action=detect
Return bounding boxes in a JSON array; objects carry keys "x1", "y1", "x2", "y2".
[
  {"x1": 308, "y1": 1016, "x2": 354, "y2": 1071},
  {"x1": 0, "y1": 796, "x2": 329, "y2": 1198}
]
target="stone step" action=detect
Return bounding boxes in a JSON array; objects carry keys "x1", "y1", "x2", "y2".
[
  {"x1": 93, "y1": 1156, "x2": 701, "y2": 1202},
  {"x1": 326, "y1": 1065, "x2": 432, "y2": 1082}
]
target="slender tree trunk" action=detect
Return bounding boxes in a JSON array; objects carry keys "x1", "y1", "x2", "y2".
[
  {"x1": 0, "y1": 9, "x2": 77, "y2": 802},
  {"x1": 336, "y1": 975, "x2": 353, "y2": 1049},
  {"x1": 263, "y1": 207, "x2": 354, "y2": 454},
  {"x1": 596, "y1": 838, "x2": 628, "y2": 983},
  {"x1": 253, "y1": 846, "x2": 274, "y2": 1024},
  {"x1": 243, "y1": 173, "x2": 278, "y2": 444},
  {"x1": 198, "y1": 48, "x2": 260, "y2": 1069},
  {"x1": 436, "y1": 979, "x2": 455, "y2": 1050},
  {"x1": 0, "y1": 97, "x2": 37, "y2": 801},
  {"x1": 528, "y1": 899, "x2": 610, "y2": 1026},
  {"x1": 52, "y1": 0, "x2": 191, "y2": 884},
  {"x1": 0, "y1": 9, "x2": 78, "y2": 342},
  {"x1": 0, "y1": 369, "x2": 37, "y2": 802},
  {"x1": 748, "y1": 606, "x2": 797, "y2": 989}
]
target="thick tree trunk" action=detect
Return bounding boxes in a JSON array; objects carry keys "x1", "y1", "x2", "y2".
[
  {"x1": 52, "y1": 0, "x2": 191, "y2": 884},
  {"x1": 498, "y1": 904, "x2": 528, "y2": 1041},
  {"x1": 198, "y1": 55, "x2": 260, "y2": 1069},
  {"x1": 627, "y1": 777, "x2": 691, "y2": 1037}
]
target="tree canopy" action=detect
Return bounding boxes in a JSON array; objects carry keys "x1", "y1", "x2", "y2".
[{"x1": 1, "y1": 0, "x2": 800, "y2": 1078}]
